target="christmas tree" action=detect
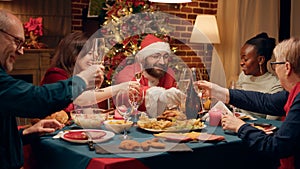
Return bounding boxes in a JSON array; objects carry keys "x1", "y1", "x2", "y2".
[{"x1": 97, "y1": 0, "x2": 184, "y2": 85}]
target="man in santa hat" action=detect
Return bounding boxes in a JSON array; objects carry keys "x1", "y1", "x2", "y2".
[{"x1": 115, "y1": 34, "x2": 185, "y2": 117}]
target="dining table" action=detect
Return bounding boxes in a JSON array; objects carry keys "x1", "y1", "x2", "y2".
[{"x1": 30, "y1": 117, "x2": 282, "y2": 169}]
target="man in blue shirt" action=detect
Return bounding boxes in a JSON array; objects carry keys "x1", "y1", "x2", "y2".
[{"x1": 0, "y1": 9, "x2": 103, "y2": 169}]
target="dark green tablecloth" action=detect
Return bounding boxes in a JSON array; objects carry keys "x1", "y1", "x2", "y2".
[{"x1": 32, "y1": 118, "x2": 282, "y2": 169}]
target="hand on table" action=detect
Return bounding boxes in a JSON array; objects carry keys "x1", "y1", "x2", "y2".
[
  {"x1": 221, "y1": 114, "x2": 245, "y2": 133},
  {"x1": 22, "y1": 119, "x2": 64, "y2": 136}
]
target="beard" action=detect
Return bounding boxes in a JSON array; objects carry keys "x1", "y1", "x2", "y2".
[{"x1": 144, "y1": 62, "x2": 168, "y2": 79}]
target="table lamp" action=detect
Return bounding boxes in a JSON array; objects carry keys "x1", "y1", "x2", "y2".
[
  {"x1": 190, "y1": 14, "x2": 225, "y2": 89},
  {"x1": 190, "y1": 15, "x2": 220, "y2": 44}
]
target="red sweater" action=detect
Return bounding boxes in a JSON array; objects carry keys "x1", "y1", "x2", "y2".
[{"x1": 40, "y1": 67, "x2": 74, "y2": 112}]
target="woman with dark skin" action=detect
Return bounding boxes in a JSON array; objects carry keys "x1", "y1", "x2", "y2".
[{"x1": 237, "y1": 32, "x2": 283, "y2": 119}]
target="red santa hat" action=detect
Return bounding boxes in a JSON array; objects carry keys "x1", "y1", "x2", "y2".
[{"x1": 136, "y1": 34, "x2": 171, "y2": 61}]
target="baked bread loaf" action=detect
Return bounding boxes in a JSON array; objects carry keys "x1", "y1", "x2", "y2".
[
  {"x1": 46, "y1": 110, "x2": 69, "y2": 124},
  {"x1": 31, "y1": 110, "x2": 69, "y2": 125}
]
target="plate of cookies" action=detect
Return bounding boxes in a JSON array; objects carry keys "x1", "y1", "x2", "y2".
[{"x1": 95, "y1": 138, "x2": 193, "y2": 154}]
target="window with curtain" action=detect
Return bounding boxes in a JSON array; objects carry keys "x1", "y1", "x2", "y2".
[
  {"x1": 216, "y1": 0, "x2": 279, "y2": 86},
  {"x1": 291, "y1": 0, "x2": 300, "y2": 38}
]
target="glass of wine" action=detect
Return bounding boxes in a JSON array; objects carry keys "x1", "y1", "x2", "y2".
[
  {"x1": 176, "y1": 68, "x2": 192, "y2": 113},
  {"x1": 115, "y1": 89, "x2": 133, "y2": 140},
  {"x1": 91, "y1": 38, "x2": 105, "y2": 91},
  {"x1": 128, "y1": 84, "x2": 144, "y2": 124},
  {"x1": 191, "y1": 67, "x2": 209, "y2": 119}
]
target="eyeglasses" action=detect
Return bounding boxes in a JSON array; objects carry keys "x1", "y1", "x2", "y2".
[
  {"x1": 149, "y1": 53, "x2": 170, "y2": 61},
  {"x1": 0, "y1": 29, "x2": 24, "y2": 51},
  {"x1": 270, "y1": 61, "x2": 286, "y2": 71}
]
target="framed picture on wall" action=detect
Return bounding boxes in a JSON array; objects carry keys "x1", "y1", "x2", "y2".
[{"x1": 88, "y1": 0, "x2": 105, "y2": 17}]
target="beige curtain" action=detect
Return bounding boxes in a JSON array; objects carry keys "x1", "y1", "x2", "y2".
[
  {"x1": 215, "y1": 0, "x2": 279, "y2": 87},
  {"x1": 291, "y1": 0, "x2": 300, "y2": 38}
]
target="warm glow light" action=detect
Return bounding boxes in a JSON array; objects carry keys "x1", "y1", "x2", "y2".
[
  {"x1": 149, "y1": 0, "x2": 192, "y2": 3},
  {"x1": 190, "y1": 15, "x2": 220, "y2": 44}
]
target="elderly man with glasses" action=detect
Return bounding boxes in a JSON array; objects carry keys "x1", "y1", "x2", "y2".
[{"x1": 0, "y1": 9, "x2": 104, "y2": 169}]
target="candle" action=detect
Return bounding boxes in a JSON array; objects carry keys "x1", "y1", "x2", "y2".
[{"x1": 209, "y1": 109, "x2": 222, "y2": 126}]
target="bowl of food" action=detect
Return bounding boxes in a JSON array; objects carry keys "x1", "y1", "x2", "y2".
[
  {"x1": 70, "y1": 108, "x2": 108, "y2": 129},
  {"x1": 103, "y1": 119, "x2": 133, "y2": 134}
]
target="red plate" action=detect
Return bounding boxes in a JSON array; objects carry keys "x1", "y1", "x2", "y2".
[
  {"x1": 64, "y1": 130, "x2": 106, "y2": 140},
  {"x1": 61, "y1": 129, "x2": 115, "y2": 144},
  {"x1": 64, "y1": 131, "x2": 88, "y2": 140}
]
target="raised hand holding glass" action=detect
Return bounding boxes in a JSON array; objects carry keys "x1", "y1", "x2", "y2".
[{"x1": 191, "y1": 67, "x2": 210, "y2": 118}]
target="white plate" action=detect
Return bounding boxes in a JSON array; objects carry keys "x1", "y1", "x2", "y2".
[
  {"x1": 61, "y1": 129, "x2": 115, "y2": 143},
  {"x1": 139, "y1": 124, "x2": 207, "y2": 133}
]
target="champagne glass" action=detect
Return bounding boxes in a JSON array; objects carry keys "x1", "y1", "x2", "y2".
[
  {"x1": 128, "y1": 84, "x2": 144, "y2": 124},
  {"x1": 92, "y1": 38, "x2": 105, "y2": 64},
  {"x1": 115, "y1": 89, "x2": 133, "y2": 140},
  {"x1": 92, "y1": 38, "x2": 105, "y2": 91},
  {"x1": 176, "y1": 68, "x2": 192, "y2": 113},
  {"x1": 191, "y1": 67, "x2": 209, "y2": 118},
  {"x1": 131, "y1": 64, "x2": 143, "y2": 122}
]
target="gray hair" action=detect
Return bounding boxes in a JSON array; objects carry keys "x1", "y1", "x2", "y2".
[
  {"x1": 274, "y1": 37, "x2": 300, "y2": 75},
  {"x1": 0, "y1": 9, "x2": 19, "y2": 31}
]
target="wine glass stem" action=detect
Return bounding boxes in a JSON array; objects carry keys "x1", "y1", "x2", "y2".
[
  {"x1": 198, "y1": 92, "x2": 205, "y2": 112},
  {"x1": 122, "y1": 117, "x2": 129, "y2": 139},
  {"x1": 131, "y1": 105, "x2": 138, "y2": 125},
  {"x1": 123, "y1": 129, "x2": 128, "y2": 139}
]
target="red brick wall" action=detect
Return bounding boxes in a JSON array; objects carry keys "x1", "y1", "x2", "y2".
[
  {"x1": 71, "y1": 0, "x2": 218, "y2": 74},
  {"x1": 72, "y1": 0, "x2": 90, "y2": 31}
]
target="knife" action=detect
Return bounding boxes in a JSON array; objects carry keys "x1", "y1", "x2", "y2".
[
  {"x1": 253, "y1": 123, "x2": 272, "y2": 127},
  {"x1": 85, "y1": 131, "x2": 95, "y2": 151}
]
